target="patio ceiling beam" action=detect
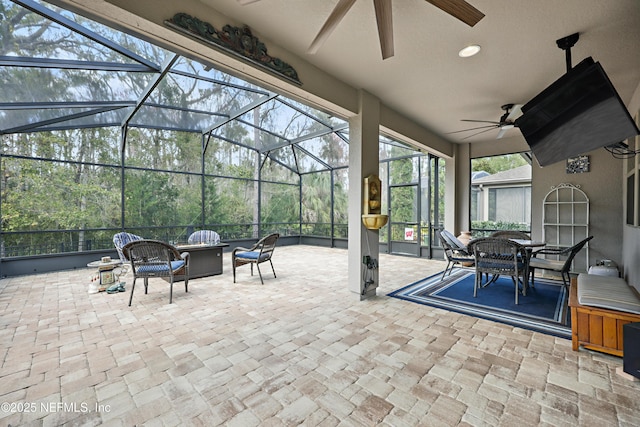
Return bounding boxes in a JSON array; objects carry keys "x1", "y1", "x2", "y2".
[
  {"x1": 0, "y1": 56, "x2": 156, "y2": 72},
  {"x1": 2, "y1": 105, "x2": 126, "y2": 134},
  {"x1": 12, "y1": 0, "x2": 160, "y2": 70}
]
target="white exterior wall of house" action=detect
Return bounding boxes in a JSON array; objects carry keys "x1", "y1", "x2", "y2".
[{"x1": 471, "y1": 165, "x2": 532, "y2": 227}]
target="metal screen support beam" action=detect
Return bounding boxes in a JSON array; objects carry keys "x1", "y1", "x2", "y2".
[
  {"x1": 12, "y1": 0, "x2": 159, "y2": 70},
  {"x1": 120, "y1": 124, "x2": 128, "y2": 230},
  {"x1": 201, "y1": 133, "x2": 206, "y2": 230},
  {"x1": 203, "y1": 93, "x2": 278, "y2": 135},
  {"x1": 121, "y1": 54, "x2": 180, "y2": 127}
]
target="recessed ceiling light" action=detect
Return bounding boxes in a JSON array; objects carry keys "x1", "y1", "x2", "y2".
[{"x1": 459, "y1": 44, "x2": 481, "y2": 58}]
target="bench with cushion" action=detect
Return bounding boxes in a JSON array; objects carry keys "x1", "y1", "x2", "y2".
[{"x1": 569, "y1": 273, "x2": 640, "y2": 356}]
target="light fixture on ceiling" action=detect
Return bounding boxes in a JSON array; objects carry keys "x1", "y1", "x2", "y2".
[{"x1": 458, "y1": 44, "x2": 481, "y2": 58}]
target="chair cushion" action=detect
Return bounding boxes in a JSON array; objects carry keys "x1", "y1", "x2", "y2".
[
  {"x1": 477, "y1": 261, "x2": 525, "y2": 270},
  {"x1": 577, "y1": 273, "x2": 640, "y2": 315},
  {"x1": 442, "y1": 230, "x2": 467, "y2": 250},
  {"x1": 528, "y1": 257, "x2": 565, "y2": 271},
  {"x1": 450, "y1": 254, "x2": 475, "y2": 262},
  {"x1": 235, "y1": 251, "x2": 270, "y2": 261},
  {"x1": 137, "y1": 260, "x2": 185, "y2": 273}
]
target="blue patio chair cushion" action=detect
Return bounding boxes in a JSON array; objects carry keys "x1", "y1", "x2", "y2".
[
  {"x1": 136, "y1": 260, "x2": 185, "y2": 273},
  {"x1": 235, "y1": 251, "x2": 270, "y2": 262},
  {"x1": 477, "y1": 260, "x2": 525, "y2": 270}
]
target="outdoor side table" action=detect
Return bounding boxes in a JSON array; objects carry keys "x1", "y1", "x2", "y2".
[{"x1": 87, "y1": 258, "x2": 122, "y2": 293}]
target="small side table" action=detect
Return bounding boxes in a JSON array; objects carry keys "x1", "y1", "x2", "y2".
[{"x1": 87, "y1": 258, "x2": 122, "y2": 293}]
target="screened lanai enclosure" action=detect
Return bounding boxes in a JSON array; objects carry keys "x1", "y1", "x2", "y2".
[{"x1": 0, "y1": 0, "x2": 446, "y2": 275}]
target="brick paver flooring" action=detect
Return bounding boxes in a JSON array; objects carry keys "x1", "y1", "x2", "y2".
[{"x1": 1, "y1": 245, "x2": 638, "y2": 425}]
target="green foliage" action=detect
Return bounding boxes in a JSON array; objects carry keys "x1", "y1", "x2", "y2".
[
  {"x1": 471, "y1": 153, "x2": 528, "y2": 175},
  {"x1": 0, "y1": 2, "x2": 446, "y2": 254},
  {"x1": 471, "y1": 220, "x2": 530, "y2": 237}
]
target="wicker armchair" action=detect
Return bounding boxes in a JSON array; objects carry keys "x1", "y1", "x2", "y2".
[
  {"x1": 438, "y1": 229, "x2": 474, "y2": 280},
  {"x1": 232, "y1": 233, "x2": 280, "y2": 284},
  {"x1": 122, "y1": 239, "x2": 190, "y2": 306},
  {"x1": 468, "y1": 237, "x2": 528, "y2": 304}
]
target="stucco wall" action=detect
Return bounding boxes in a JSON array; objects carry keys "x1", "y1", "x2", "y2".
[
  {"x1": 623, "y1": 83, "x2": 640, "y2": 291},
  {"x1": 469, "y1": 135, "x2": 625, "y2": 278},
  {"x1": 531, "y1": 148, "x2": 623, "y2": 271}
]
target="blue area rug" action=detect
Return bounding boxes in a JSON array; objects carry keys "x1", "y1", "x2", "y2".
[{"x1": 388, "y1": 268, "x2": 571, "y2": 339}]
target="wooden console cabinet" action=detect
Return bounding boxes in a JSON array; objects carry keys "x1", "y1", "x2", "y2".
[{"x1": 569, "y1": 278, "x2": 640, "y2": 357}]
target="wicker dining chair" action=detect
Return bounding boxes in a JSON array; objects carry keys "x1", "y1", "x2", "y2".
[
  {"x1": 122, "y1": 239, "x2": 190, "y2": 306},
  {"x1": 232, "y1": 233, "x2": 280, "y2": 284},
  {"x1": 490, "y1": 230, "x2": 531, "y2": 240},
  {"x1": 528, "y1": 236, "x2": 593, "y2": 288},
  {"x1": 468, "y1": 237, "x2": 528, "y2": 304}
]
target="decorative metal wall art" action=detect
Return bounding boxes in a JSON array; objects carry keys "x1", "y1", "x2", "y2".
[
  {"x1": 165, "y1": 13, "x2": 301, "y2": 85},
  {"x1": 566, "y1": 155, "x2": 590, "y2": 174}
]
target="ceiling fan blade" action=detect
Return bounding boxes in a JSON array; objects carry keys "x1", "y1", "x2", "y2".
[
  {"x1": 462, "y1": 127, "x2": 497, "y2": 140},
  {"x1": 496, "y1": 127, "x2": 509, "y2": 139},
  {"x1": 237, "y1": 0, "x2": 262, "y2": 4},
  {"x1": 424, "y1": 0, "x2": 485, "y2": 27},
  {"x1": 445, "y1": 124, "x2": 497, "y2": 134},
  {"x1": 505, "y1": 104, "x2": 523, "y2": 122},
  {"x1": 308, "y1": 0, "x2": 358, "y2": 54},
  {"x1": 374, "y1": 0, "x2": 394, "y2": 59},
  {"x1": 461, "y1": 119, "x2": 501, "y2": 125}
]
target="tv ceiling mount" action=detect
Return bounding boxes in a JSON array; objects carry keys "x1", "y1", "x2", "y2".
[
  {"x1": 556, "y1": 32, "x2": 580, "y2": 72},
  {"x1": 515, "y1": 31, "x2": 640, "y2": 166}
]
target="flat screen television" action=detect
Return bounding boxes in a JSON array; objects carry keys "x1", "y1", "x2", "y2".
[{"x1": 515, "y1": 57, "x2": 639, "y2": 167}]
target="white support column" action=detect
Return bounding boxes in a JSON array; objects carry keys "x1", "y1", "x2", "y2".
[
  {"x1": 444, "y1": 143, "x2": 471, "y2": 235},
  {"x1": 348, "y1": 90, "x2": 380, "y2": 300}
]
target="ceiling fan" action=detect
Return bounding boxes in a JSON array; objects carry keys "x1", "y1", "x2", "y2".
[
  {"x1": 448, "y1": 104, "x2": 523, "y2": 140},
  {"x1": 237, "y1": 0, "x2": 484, "y2": 59}
]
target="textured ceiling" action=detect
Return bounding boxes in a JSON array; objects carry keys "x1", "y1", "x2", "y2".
[{"x1": 198, "y1": 0, "x2": 640, "y2": 145}]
